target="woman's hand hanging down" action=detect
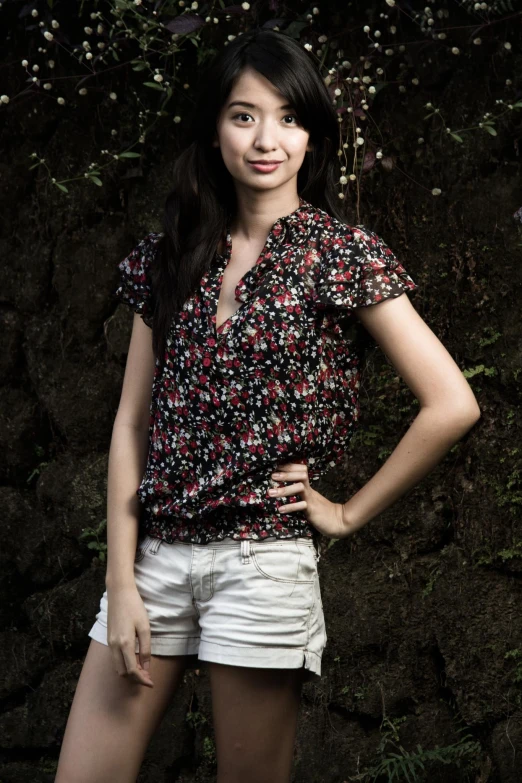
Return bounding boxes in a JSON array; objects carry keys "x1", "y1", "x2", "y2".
[
  {"x1": 268, "y1": 461, "x2": 358, "y2": 539},
  {"x1": 106, "y1": 584, "x2": 154, "y2": 688}
]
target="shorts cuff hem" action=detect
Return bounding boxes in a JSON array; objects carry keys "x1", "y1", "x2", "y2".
[
  {"x1": 88, "y1": 621, "x2": 201, "y2": 657},
  {"x1": 197, "y1": 640, "x2": 322, "y2": 681}
]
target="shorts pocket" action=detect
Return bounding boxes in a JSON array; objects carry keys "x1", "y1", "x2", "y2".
[{"x1": 250, "y1": 541, "x2": 317, "y2": 584}]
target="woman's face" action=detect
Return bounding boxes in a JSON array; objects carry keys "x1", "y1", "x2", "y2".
[{"x1": 213, "y1": 67, "x2": 313, "y2": 197}]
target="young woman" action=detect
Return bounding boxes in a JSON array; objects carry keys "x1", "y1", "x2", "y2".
[{"x1": 56, "y1": 28, "x2": 480, "y2": 783}]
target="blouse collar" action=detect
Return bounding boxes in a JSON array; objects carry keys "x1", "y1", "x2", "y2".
[{"x1": 219, "y1": 196, "x2": 316, "y2": 259}]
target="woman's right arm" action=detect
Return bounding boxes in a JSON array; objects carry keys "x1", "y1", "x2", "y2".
[{"x1": 105, "y1": 313, "x2": 156, "y2": 590}]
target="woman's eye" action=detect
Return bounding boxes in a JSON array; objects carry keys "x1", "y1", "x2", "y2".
[{"x1": 232, "y1": 113, "x2": 299, "y2": 125}]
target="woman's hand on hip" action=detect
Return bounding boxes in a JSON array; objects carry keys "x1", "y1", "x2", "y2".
[{"x1": 268, "y1": 461, "x2": 354, "y2": 540}]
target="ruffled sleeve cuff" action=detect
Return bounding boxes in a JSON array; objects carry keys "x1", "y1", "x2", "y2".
[
  {"x1": 114, "y1": 232, "x2": 162, "y2": 328},
  {"x1": 315, "y1": 225, "x2": 418, "y2": 313}
]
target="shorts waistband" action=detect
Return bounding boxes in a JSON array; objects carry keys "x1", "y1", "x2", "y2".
[{"x1": 140, "y1": 534, "x2": 320, "y2": 562}]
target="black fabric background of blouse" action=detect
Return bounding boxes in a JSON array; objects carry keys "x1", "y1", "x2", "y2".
[{"x1": 114, "y1": 199, "x2": 419, "y2": 545}]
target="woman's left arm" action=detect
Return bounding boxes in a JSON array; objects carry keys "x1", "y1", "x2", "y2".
[{"x1": 341, "y1": 293, "x2": 481, "y2": 532}]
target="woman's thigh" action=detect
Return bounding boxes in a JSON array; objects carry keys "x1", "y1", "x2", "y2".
[
  {"x1": 209, "y1": 661, "x2": 304, "y2": 783},
  {"x1": 55, "y1": 638, "x2": 188, "y2": 783}
]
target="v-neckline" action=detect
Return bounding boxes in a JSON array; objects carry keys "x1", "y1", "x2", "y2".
[
  {"x1": 211, "y1": 197, "x2": 307, "y2": 339},
  {"x1": 213, "y1": 231, "x2": 262, "y2": 338}
]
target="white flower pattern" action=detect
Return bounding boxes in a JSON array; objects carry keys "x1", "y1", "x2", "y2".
[{"x1": 115, "y1": 198, "x2": 418, "y2": 545}]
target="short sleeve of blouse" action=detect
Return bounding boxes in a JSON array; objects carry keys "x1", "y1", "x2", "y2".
[
  {"x1": 114, "y1": 232, "x2": 162, "y2": 328},
  {"x1": 315, "y1": 225, "x2": 418, "y2": 313}
]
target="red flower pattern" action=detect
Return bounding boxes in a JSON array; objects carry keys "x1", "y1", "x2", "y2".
[{"x1": 115, "y1": 198, "x2": 418, "y2": 544}]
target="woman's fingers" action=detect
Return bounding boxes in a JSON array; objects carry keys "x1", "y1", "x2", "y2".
[{"x1": 269, "y1": 480, "x2": 304, "y2": 496}]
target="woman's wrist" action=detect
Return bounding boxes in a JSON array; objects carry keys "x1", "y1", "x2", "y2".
[{"x1": 340, "y1": 500, "x2": 369, "y2": 537}]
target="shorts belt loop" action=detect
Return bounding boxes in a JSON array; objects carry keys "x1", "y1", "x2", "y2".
[
  {"x1": 241, "y1": 539, "x2": 251, "y2": 564},
  {"x1": 150, "y1": 537, "x2": 162, "y2": 555}
]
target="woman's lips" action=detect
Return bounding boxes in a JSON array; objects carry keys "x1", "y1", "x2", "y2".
[{"x1": 248, "y1": 162, "x2": 282, "y2": 173}]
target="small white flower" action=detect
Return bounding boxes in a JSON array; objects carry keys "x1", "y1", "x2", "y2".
[
  {"x1": 84, "y1": 26, "x2": 93, "y2": 34},
  {"x1": 363, "y1": 25, "x2": 370, "y2": 33},
  {"x1": 52, "y1": 19, "x2": 59, "y2": 29},
  {"x1": 153, "y1": 73, "x2": 164, "y2": 82},
  {"x1": 48, "y1": 59, "x2": 55, "y2": 68},
  {"x1": 376, "y1": 150, "x2": 383, "y2": 159},
  {"x1": 304, "y1": 43, "x2": 312, "y2": 51},
  {"x1": 242, "y1": 1, "x2": 250, "y2": 8},
  {"x1": 386, "y1": 0, "x2": 396, "y2": 6},
  {"x1": 334, "y1": 88, "x2": 341, "y2": 96},
  {"x1": 432, "y1": 188, "x2": 441, "y2": 196},
  {"x1": 57, "y1": 97, "x2": 65, "y2": 105},
  {"x1": 43, "y1": 82, "x2": 52, "y2": 90},
  {"x1": 412, "y1": 78, "x2": 419, "y2": 85},
  {"x1": 86, "y1": 52, "x2": 93, "y2": 60},
  {"x1": 0, "y1": 95, "x2": 9, "y2": 104},
  {"x1": 374, "y1": 30, "x2": 381, "y2": 38},
  {"x1": 31, "y1": 8, "x2": 38, "y2": 16},
  {"x1": 425, "y1": 102, "x2": 432, "y2": 108},
  {"x1": 504, "y1": 42, "x2": 512, "y2": 51},
  {"x1": 368, "y1": 85, "x2": 376, "y2": 94},
  {"x1": 32, "y1": 64, "x2": 40, "y2": 72},
  {"x1": 339, "y1": 175, "x2": 347, "y2": 184},
  {"x1": 22, "y1": 59, "x2": 28, "y2": 67},
  {"x1": 312, "y1": 6, "x2": 320, "y2": 14},
  {"x1": 349, "y1": 173, "x2": 356, "y2": 181},
  {"x1": 134, "y1": 0, "x2": 142, "y2": 5},
  {"x1": 174, "y1": 115, "x2": 181, "y2": 123},
  {"x1": 44, "y1": 30, "x2": 54, "y2": 41},
  {"x1": 473, "y1": 38, "x2": 482, "y2": 45},
  {"x1": 356, "y1": 137, "x2": 365, "y2": 146},
  {"x1": 79, "y1": 88, "x2": 87, "y2": 95},
  {"x1": 109, "y1": 92, "x2": 117, "y2": 100}
]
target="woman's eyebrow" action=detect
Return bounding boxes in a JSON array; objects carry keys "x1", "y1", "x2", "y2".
[{"x1": 227, "y1": 100, "x2": 295, "y2": 111}]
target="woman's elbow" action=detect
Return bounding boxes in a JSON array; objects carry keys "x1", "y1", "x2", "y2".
[
  {"x1": 422, "y1": 398, "x2": 481, "y2": 431},
  {"x1": 447, "y1": 399, "x2": 481, "y2": 430}
]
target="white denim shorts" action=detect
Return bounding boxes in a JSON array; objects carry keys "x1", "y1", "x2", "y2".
[{"x1": 88, "y1": 534, "x2": 327, "y2": 683}]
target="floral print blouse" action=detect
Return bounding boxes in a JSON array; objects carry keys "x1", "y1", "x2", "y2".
[{"x1": 115, "y1": 197, "x2": 418, "y2": 545}]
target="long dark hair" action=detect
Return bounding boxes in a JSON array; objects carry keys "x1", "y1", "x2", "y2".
[{"x1": 151, "y1": 28, "x2": 346, "y2": 362}]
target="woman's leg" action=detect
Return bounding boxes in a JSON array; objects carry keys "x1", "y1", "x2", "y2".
[
  {"x1": 209, "y1": 661, "x2": 304, "y2": 783},
  {"x1": 55, "y1": 638, "x2": 188, "y2": 783}
]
